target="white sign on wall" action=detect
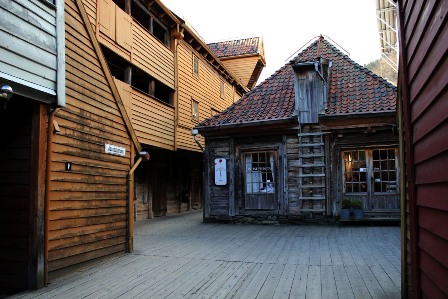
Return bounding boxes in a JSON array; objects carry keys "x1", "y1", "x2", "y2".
[
  {"x1": 214, "y1": 158, "x2": 227, "y2": 185},
  {"x1": 105, "y1": 144, "x2": 126, "y2": 157}
]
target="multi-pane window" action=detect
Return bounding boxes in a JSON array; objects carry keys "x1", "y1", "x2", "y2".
[
  {"x1": 343, "y1": 150, "x2": 367, "y2": 193},
  {"x1": 192, "y1": 100, "x2": 199, "y2": 121},
  {"x1": 373, "y1": 149, "x2": 397, "y2": 192},
  {"x1": 193, "y1": 55, "x2": 199, "y2": 76},
  {"x1": 343, "y1": 148, "x2": 398, "y2": 194},
  {"x1": 245, "y1": 152, "x2": 275, "y2": 194}
]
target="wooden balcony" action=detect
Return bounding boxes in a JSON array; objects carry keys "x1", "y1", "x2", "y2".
[{"x1": 114, "y1": 78, "x2": 175, "y2": 150}]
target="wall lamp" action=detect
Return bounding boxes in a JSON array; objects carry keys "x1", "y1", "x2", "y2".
[
  {"x1": 191, "y1": 128, "x2": 204, "y2": 152},
  {"x1": 0, "y1": 85, "x2": 13, "y2": 109}
]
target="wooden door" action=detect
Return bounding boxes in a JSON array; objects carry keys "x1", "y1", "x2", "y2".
[{"x1": 342, "y1": 148, "x2": 399, "y2": 210}]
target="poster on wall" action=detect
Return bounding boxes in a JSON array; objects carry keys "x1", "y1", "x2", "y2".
[{"x1": 214, "y1": 158, "x2": 227, "y2": 185}]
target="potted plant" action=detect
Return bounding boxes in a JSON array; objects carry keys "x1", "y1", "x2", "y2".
[
  {"x1": 340, "y1": 199, "x2": 351, "y2": 220},
  {"x1": 351, "y1": 199, "x2": 364, "y2": 220}
]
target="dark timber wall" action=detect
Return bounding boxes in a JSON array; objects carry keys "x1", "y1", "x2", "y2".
[{"x1": 398, "y1": 0, "x2": 448, "y2": 297}]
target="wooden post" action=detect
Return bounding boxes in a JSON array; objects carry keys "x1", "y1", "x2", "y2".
[{"x1": 29, "y1": 102, "x2": 47, "y2": 289}]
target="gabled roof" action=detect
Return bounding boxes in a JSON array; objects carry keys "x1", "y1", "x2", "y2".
[
  {"x1": 197, "y1": 36, "x2": 396, "y2": 130},
  {"x1": 208, "y1": 37, "x2": 264, "y2": 58}
]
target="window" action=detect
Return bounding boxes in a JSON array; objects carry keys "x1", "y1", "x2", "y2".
[
  {"x1": 121, "y1": 0, "x2": 171, "y2": 47},
  {"x1": 245, "y1": 152, "x2": 275, "y2": 194},
  {"x1": 192, "y1": 100, "x2": 199, "y2": 121},
  {"x1": 343, "y1": 148, "x2": 398, "y2": 194},
  {"x1": 220, "y1": 81, "x2": 225, "y2": 98},
  {"x1": 372, "y1": 149, "x2": 397, "y2": 192},
  {"x1": 343, "y1": 150, "x2": 367, "y2": 193},
  {"x1": 193, "y1": 55, "x2": 199, "y2": 76}
]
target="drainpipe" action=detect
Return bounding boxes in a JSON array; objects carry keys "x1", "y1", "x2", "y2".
[
  {"x1": 44, "y1": 107, "x2": 60, "y2": 284},
  {"x1": 127, "y1": 150, "x2": 150, "y2": 253}
]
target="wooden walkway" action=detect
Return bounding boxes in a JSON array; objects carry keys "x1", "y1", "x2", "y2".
[{"x1": 11, "y1": 211, "x2": 401, "y2": 299}]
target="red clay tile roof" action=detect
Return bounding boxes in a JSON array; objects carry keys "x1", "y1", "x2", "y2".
[
  {"x1": 208, "y1": 37, "x2": 262, "y2": 58},
  {"x1": 197, "y1": 36, "x2": 396, "y2": 129}
]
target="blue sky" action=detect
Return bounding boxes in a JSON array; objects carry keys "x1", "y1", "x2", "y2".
[{"x1": 162, "y1": 0, "x2": 381, "y2": 85}]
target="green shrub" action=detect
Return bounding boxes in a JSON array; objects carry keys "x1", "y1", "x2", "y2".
[
  {"x1": 341, "y1": 199, "x2": 352, "y2": 209},
  {"x1": 351, "y1": 200, "x2": 363, "y2": 209}
]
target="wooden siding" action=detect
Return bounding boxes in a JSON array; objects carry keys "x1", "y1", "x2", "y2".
[
  {"x1": 204, "y1": 139, "x2": 232, "y2": 218},
  {"x1": 46, "y1": 0, "x2": 132, "y2": 275},
  {"x1": 113, "y1": 78, "x2": 175, "y2": 150},
  {"x1": 0, "y1": 0, "x2": 57, "y2": 94},
  {"x1": 221, "y1": 56, "x2": 260, "y2": 88},
  {"x1": 398, "y1": 0, "x2": 448, "y2": 298},
  {"x1": 295, "y1": 69, "x2": 324, "y2": 124},
  {"x1": 177, "y1": 40, "x2": 239, "y2": 152},
  {"x1": 94, "y1": 0, "x2": 175, "y2": 88}
]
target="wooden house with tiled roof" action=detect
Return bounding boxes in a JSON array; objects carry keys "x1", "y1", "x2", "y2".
[
  {"x1": 208, "y1": 37, "x2": 266, "y2": 90},
  {"x1": 196, "y1": 36, "x2": 399, "y2": 222}
]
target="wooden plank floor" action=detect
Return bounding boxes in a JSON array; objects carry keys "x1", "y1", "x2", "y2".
[{"x1": 11, "y1": 211, "x2": 401, "y2": 299}]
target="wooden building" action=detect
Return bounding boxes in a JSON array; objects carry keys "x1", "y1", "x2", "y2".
[
  {"x1": 397, "y1": 0, "x2": 448, "y2": 298},
  {"x1": 196, "y1": 36, "x2": 399, "y2": 223},
  {"x1": 0, "y1": 0, "x2": 144, "y2": 294},
  {"x1": 82, "y1": 0, "x2": 265, "y2": 219}
]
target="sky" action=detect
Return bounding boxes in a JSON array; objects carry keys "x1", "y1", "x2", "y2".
[{"x1": 161, "y1": 0, "x2": 382, "y2": 86}]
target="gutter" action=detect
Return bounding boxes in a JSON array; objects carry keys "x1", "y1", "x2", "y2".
[{"x1": 196, "y1": 117, "x2": 298, "y2": 135}]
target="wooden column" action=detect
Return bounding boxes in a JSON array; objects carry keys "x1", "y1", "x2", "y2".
[{"x1": 29, "y1": 102, "x2": 47, "y2": 289}]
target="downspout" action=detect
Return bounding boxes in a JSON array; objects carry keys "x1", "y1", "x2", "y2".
[
  {"x1": 56, "y1": 0, "x2": 65, "y2": 107},
  {"x1": 44, "y1": 107, "x2": 60, "y2": 284},
  {"x1": 127, "y1": 149, "x2": 149, "y2": 252},
  {"x1": 173, "y1": 25, "x2": 184, "y2": 151}
]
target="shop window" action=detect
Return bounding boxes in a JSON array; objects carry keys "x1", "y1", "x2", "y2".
[
  {"x1": 343, "y1": 150, "x2": 367, "y2": 193},
  {"x1": 245, "y1": 152, "x2": 275, "y2": 194},
  {"x1": 342, "y1": 148, "x2": 398, "y2": 194},
  {"x1": 372, "y1": 149, "x2": 397, "y2": 192}
]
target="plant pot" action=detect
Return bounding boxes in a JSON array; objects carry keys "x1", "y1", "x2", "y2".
[
  {"x1": 353, "y1": 209, "x2": 364, "y2": 220},
  {"x1": 340, "y1": 208, "x2": 350, "y2": 220}
]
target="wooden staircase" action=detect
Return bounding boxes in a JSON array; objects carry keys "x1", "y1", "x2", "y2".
[{"x1": 297, "y1": 126, "x2": 327, "y2": 215}]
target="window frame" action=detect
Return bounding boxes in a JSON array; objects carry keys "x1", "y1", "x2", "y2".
[
  {"x1": 243, "y1": 151, "x2": 276, "y2": 195},
  {"x1": 342, "y1": 147, "x2": 399, "y2": 195},
  {"x1": 192, "y1": 54, "x2": 199, "y2": 77},
  {"x1": 192, "y1": 99, "x2": 199, "y2": 122}
]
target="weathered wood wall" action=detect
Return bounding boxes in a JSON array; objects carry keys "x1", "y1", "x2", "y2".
[
  {"x1": 397, "y1": 0, "x2": 448, "y2": 297},
  {"x1": 203, "y1": 138, "x2": 232, "y2": 219},
  {"x1": 46, "y1": 0, "x2": 133, "y2": 276},
  {"x1": 176, "y1": 40, "x2": 240, "y2": 152},
  {"x1": 0, "y1": 0, "x2": 57, "y2": 95}
]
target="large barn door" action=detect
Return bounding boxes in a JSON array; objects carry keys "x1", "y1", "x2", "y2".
[{"x1": 298, "y1": 126, "x2": 326, "y2": 214}]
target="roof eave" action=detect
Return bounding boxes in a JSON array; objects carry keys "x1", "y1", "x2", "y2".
[{"x1": 196, "y1": 117, "x2": 298, "y2": 135}]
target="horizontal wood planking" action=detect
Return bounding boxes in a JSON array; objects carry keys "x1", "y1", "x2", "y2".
[
  {"x1": 46, "y1": 0, "x2": 132, "y2": 275},
  {"x1": 129, "y1": 89, "x2": 175, "y2": 149},
  {"x1": 0, "y1": 0, "x2": 57, "y2": 92},
  {"x1": 131, "y1": 24, "x2": 175, "y2": 88},
  {"x1": 221, "y1": 56, "x2": 260, "y2": 87},
  {"x1": 176, "y1": 41, "x2": 239, "y2": 151},
  {"x1": 400, "y1": 0, "x2": 448, "y2": 297}
]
